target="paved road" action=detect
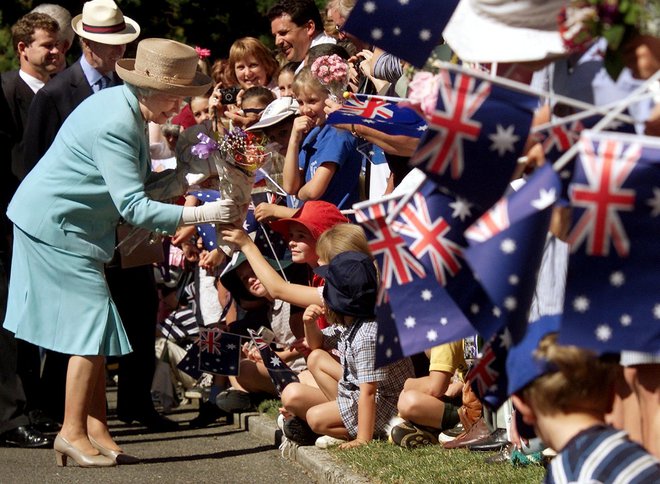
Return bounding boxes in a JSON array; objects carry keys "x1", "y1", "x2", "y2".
[{"x1": 0, "y1": 389, "x2": 314, "y2": 484}]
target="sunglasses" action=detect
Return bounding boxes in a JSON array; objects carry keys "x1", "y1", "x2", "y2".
[{"x1": 242, "y1": 108, "x2": 264, "y2": 115}]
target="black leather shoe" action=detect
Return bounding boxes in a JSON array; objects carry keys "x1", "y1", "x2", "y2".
[
  {"x1": 0, "y1": 425, "x2": 53, "y2": 448},
  {"x1": 29, "y1": 409, "x2": 62, "y2": 433},
  {"x1": 467, "y1": 428, "x2": 510, "y2": 451},
  {"x1": 188, "y1": 401, "x2": 229, "y2": 429},
  {"x1": 118, "y1": 411, "x2": 179, "y2": 432}
]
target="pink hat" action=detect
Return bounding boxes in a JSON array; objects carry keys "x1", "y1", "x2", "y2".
[{"x1": 270, "y1": 201, "x2": 349, "y2": 240}]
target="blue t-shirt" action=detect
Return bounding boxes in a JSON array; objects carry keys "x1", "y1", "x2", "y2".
[{"x1": 298, "y1": 125, "x2": 362, "y2": 209}]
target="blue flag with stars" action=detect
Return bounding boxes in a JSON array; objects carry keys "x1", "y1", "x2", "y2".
[
  {"x1": 197, "y1": 328, "x2": 241, "y2": 376},
  {"x1": 409, "y1": 71, "x2": 537, "y2": 213},
  {"x1": 468, "y1": 327, "x2": 512, "y2": 410},
  {"x1": 343, "y1": 0, "x2": 458, "y2": 68},
  {"x1": 327, "y1": 93, "x2": 427, "y2": 138},
  {"x1": 464, "y1": 164, "x2": 561, "y2": 343},
  {"x1": 560, "y1": 131, "x2": 660, "y2": 354},
  {"x1": 248, "y1": 329, "x2": 299, "y2": 396}
]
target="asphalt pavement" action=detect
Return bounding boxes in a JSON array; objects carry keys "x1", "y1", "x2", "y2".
[{"x1": 0, "y1": 388, "x2": 316, "y2": 484}]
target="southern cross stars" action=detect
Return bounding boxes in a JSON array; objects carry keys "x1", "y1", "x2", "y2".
[{"x1": 488, "y1": 124, "x2": 519, "y2": 157}]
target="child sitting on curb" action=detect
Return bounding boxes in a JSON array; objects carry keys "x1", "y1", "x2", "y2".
[
  {"x1": 281, "y1": 251, "x2": 414, "y2": 449},
  {"x1": 510, "y1": 323, "x2": 660, "y2": 483}
]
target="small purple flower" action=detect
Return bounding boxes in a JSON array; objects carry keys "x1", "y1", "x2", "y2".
[{"x1": 191, "y1": 132, "x2": 219, "y2": 159}]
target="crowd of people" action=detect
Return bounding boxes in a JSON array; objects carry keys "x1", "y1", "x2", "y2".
[{"x1": 1, "y1": 0, "x2": 659, "y2": 482}]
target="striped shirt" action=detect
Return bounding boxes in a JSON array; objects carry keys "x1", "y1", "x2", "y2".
[{"x1": 546, "y1": 425, "x2": 660, "y2": 484}]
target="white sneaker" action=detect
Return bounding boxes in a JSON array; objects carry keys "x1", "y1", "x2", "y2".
[
  {"x1": 315, "y1": 435, "x2": 346, "y2": 449},
  {"x1": 277, "y1": 414, "x2": 286, "y2": 432}
]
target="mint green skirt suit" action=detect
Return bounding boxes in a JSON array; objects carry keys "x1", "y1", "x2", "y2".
[{"x1": 4, "y1": 85, "x2": 183, "y2": 356}]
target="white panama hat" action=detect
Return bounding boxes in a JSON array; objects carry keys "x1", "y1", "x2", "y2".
[
  {"x1": 71, "y1": 0, "x2": 140, "y2": 45},
  {"x1": 246, "y1": 97, "x2": 300, "y2": 131},
  {"x1": 443, "y1": 0, "x2": 569, "y2": 63}
]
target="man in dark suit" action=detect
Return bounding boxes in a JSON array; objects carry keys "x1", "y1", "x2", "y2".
[
  {"x1": 21, "y1": 0, "x2": 178, "y2": 432},
  {"x1": 0, "y1": 12, "x2": 61, "y2": 448}
]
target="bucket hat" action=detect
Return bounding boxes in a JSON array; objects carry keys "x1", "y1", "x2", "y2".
[
  {"x1": 443, "y1": 0, "x2": 568, "y2": 63},
  {"x1": 116, "y1": 38, "x2": 213, "y2": 97},
  {"x1": 71, "y1": 0, "x2": 140, "y2": 45},
  {"x1": 314, "y1": 251, "x2": 378, "y2": 318},
  {"x1": 269, "y1": 201, "x2": 349, "y2": 241},
  {"x1": 246, "y1": 97, "x2": 299, "y2": 132}
]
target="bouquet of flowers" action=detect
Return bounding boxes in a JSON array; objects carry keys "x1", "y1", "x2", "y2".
[
  {"x1": 311, "y1": 54, "x2": 349, "y2": 102},
  {"x1": 191, "y1": 128, "x2": 271, "y2": 254},
  {"x1": 557, "y1": 0, "x2": 652, "y2": 80}
]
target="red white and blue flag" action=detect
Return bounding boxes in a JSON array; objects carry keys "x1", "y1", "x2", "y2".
[
  {"x1": 248, "y1": 329, "x2": 299, "y2": 396},
  {"x1": 560, "y1": 131, "x2": 660, "y2": 353},
  {"x1": 464, "y1": 164, "x2": 562, "y2": 343},
  {"x1": 326, "y1": 93, "x2": 427, "y2": 138},
  {"x1": 198, "y1": 329, "x2": 241, "y2": 376},
  {"x1": 410, "y1": 71, "x2": 537, "y2": 212}
]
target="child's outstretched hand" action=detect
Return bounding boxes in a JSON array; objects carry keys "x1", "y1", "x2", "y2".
[
  {"x1": 339, "y1": 438, "x2": 368, "y2": 450},
  {"x1": 303, "y1": 304, "x2": 324, "y2": 326},
  {"x1": 219, "y1": 225, "x2": 251, "y2": 248}
]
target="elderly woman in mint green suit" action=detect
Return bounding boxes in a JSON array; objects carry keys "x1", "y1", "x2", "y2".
[{"x1": 4, "y1": 39, "x2": 235, "y2": 467}]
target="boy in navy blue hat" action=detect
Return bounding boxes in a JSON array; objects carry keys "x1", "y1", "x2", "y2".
[{"x1": 509, "y1": 322, "x2": 660, "y2": 483}]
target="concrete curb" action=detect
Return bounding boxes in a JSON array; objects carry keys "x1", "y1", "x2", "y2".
[{"x1": 242, "y1": 414, "x2": 371, "y2": 484}]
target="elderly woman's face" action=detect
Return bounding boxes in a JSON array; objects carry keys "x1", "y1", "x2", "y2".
[
  {"x1": 234, "y1": 54, "x2": 268, "y2": 89},
  {"x1": 141, "y1": 93, "x2": 185, "y2": 124}
]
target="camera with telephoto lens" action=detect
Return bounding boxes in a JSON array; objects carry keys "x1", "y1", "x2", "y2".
[{"x1": 219, "y1": 86, "x2": 241, "y2": 105}]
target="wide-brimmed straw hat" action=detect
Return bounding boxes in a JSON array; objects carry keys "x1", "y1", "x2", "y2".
[
  {"x1": 116, "y1": 38, "x2": 213, "y2": 97},
  {"x1": 443, "y1": 0, "x2": 568, "y2": 63},
  {"x1": 71, "y1": 0, "x2": 140, "y2": 45}
]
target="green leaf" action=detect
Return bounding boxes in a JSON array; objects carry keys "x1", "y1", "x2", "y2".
[
  {"x1": 604, "y1": 52, "x2": 626, "y2": 81},
  {"x1": 603, "y1": 24, "x2": 626, "y2": 49}
]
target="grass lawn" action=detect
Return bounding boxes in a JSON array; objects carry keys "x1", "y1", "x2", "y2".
[{"x1": 258, "y1": 400, "x2": 546, "y2": 483}]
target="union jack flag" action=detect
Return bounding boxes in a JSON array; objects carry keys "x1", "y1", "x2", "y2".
[
  {"x1": 354, "y1": 195, "x2": 426, "y2": 301},
  {"x1": 560, "y1": 131, "x2": 660, "y2": 354},
  {"x1": 327, "y1": 93, "x2": 427, "y2": 138},
  {"x1": 248, "y1": 329, "x2": 299, "y2": 396},
  {"x1": 464, "y1": 199, "x2": 510, "y2": 243},
  {"x1": 542, "y1": 120, "x2": 584, "y2": 154},
  {"x1": 412, "y1": 71, "x2": 490, "y2": 180},
  {"x1": 568, "y1": 136, "x2": 639, "y2": 257},
  {"x1": 469, "y1": 327, "x2": 512, "y2": 409},
  {"x1": 410, "y1": 71, "x2": 537, "y2": 211},
  {"x1": 199, "y1": 328, "x2": 222, "y2": 355}
]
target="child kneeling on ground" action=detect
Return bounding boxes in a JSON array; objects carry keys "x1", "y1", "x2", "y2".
[{"x1": 281, "y1": 251, "x2": 414, "y2": 449}]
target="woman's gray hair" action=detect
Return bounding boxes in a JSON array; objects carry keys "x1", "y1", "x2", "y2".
[{"x1": 125, "y1": 82, "x2": 155, "y2": 100}]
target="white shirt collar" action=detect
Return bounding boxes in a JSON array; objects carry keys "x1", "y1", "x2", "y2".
[{"x1": 18, "y1": 69, "x2": 45, "y2": 93}]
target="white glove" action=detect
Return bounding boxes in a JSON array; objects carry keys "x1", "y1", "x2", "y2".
[{"x1": 180, "y1": 200, "x2": 239, "y2": 225}]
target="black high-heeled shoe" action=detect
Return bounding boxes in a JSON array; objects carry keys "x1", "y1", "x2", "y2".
[{"x1": 53, "y1": 434, "x2": 115, "y2": 467}]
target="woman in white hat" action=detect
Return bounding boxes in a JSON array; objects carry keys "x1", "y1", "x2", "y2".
[{"x1": 4, "y1": 38, "x2": 237, "y2": 467}]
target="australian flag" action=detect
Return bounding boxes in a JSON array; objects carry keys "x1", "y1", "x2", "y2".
[
  {"x1": 343, "y1": 0, "x2": 458, "y2": 68},
  {"x1": 197, "y1": 328, "x2": 241, "y2": 376},
  {"x1": 468, "y1": 327, "x2": 513, "y2": 410},
  {"x1": 354, "y1": 193, "x2": 476, "y2": 359},
  {"x1": 326, "y1": 93, "x2": 427, "y2": 138},
  {"x1": 560, "y1": 131, "x2": 660, "y2": 354},
  {"x1": 248, "y1": 329, "x2": 299, "y2": 396},
  {"x1": 190, "y1": 189, "x2": 222, "y2": 251},
  {"x1": 176, "y1": 341, "x2": 203, "y2": 379},
  {"x1": 373, "y1": 297, "x2": 406, "y2": 369},
  {"x1": 464, "y1": 164, "x2": 561, "y2": 343},
  {"x1": 410, "y1": 71, "x2": 537, "y2": 212},
  {"x1": 538, "y1": 112, "x2": 637, "y2": 204}
]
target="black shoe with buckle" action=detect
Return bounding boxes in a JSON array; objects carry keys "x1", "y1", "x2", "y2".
[{"x1": 0, "y1": 425, "x2": 53, "y2": 448}]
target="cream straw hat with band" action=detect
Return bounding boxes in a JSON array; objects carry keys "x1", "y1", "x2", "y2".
[
  {"x1": 116, "y1": 38, "x2": 213, "y2": 97},
  {"x1": 71, "y1": 0, "x2": 140, "y2": 45}
]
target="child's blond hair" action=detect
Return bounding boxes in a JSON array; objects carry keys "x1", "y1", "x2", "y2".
[
  {"x1": 316, "y1": 223, "x2": 371, "y2": 263},
  {"x1": 292, "y1": 67, "x2": 326, "y2": 98},
  {"x1": 521, "y1": 333, "x2": 618, "y2": 416}
]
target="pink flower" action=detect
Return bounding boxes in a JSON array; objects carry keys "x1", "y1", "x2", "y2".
[{"x1": 407, "y1": 72, "x2": 441, "y2": 118}]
